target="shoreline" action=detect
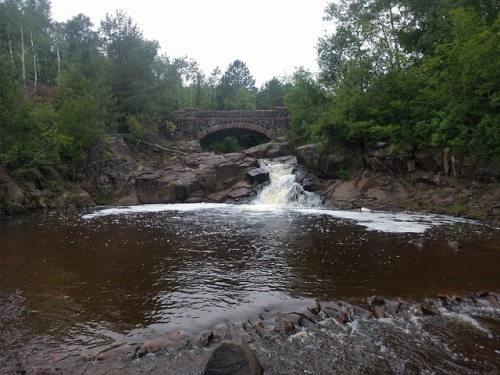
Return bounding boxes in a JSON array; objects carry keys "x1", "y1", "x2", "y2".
[{"x1": 10, "y1": 291, "x2": 499, "y2": 375}]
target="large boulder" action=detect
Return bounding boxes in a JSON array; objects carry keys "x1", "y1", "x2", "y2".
[
  {"x1": 246, "y1": 168, "x2": 269, "y2": 184},
  {"x1": 204, "y1": 339, "x2": 262, "y2": 375}
]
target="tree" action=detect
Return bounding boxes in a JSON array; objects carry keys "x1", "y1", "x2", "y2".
[
  {"x1": 417, "y1": 7, "x2": 500, "y2": 160},
  {"x1": 99, "y1": 10, "x2": 159, "y2": 119},
  {"x1": 1, "y1": 0, "x2": 54, "y2": 91},
  {"x1": 60, "y1": 13, "x2": 101, "y2": 80},
  {"x1": 256, "y1": 77, "x2": 287, "y2": 109},
  {"x1": 284, "y1": 68, "x2": 326, "y2": 143},
  {"x1": 216, "y1": 59, "x2": 256, "y2": 109},
  {"x1": 57, "y1": 66, "x2": 117, "y2": 173}
]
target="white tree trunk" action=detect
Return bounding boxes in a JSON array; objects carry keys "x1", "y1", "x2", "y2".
[
  {"x1": 19, "y1": 21, "x2": 26, "y2": 87},
  {"x1": 8, "y1": 33, "x2": 14, "y2": 70},
  {"x1": 31, "y1": 32, "x2": 37, "y2": 88},
  {"x1": 56, "y1": 47, "x2": 61, "y2": 84}
]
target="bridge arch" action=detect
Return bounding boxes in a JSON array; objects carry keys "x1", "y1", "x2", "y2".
[
  {"x1": 196, "y1": 122, "x2": 274, "y2": 141},
  {"x1": 175, "y1": 108, "x2": 289, "y2": 142},
  {"x1": 197, "y1": 123, "x2": 273, "y2": 150}
]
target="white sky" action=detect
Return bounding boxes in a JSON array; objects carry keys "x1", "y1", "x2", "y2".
[{"x1": 50, "y1": 0, "x2": 332, "y2": 87}]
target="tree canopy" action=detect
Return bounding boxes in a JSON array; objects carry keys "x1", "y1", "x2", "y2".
[
  {"x1": 304, "y1": 0, "x2": 499, "y2": 162},
  {"x1": 0, "y1": 0, "x2": 497, "y2": 174}
]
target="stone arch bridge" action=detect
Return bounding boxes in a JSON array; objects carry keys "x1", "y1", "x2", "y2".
[{"x1": 174, "y1": 108, "x2": 289, "y2": 146}]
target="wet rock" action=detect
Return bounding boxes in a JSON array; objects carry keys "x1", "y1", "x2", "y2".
[
  {"x1": 227, "y1": 186, "x2": 255, "y2": 200},
  {"x1": 419, "y1": 304, "x2": 441, "y2": 317},
  {"x1": 231, "y1": 322, "x2": 253, "y2": 343},
  {"x1": 353, "y1": 305, "x2": 373, "y2": 320},
  {"x1": 253, "y1": 321, "x2": 275, "y2": 339},
  {"x1": 141, "y1": 338, "x2": 166, "y2": 354},
  {"x1": 384, "y1": 299, "x2": 402, "y2": 315},
  {"x1": 473, "y1": 291, "x2": 500, "y2": 308},
  {"x1": 137, "y1": 333, "x2": 188, "y2": 357},
  {"x1": 198, "y1": 331, "x2": 221, "y2": 348},
  {"x1": 279, "y1": 319, "x2": 297, "y2": 335},
  {"x1": 321, "y1": 301, "x2": 352, "y2": 324},
  {"x1": 368, "y1": 296, "x2": 385, "y2": 307},
  {"x1": 447, "y1": 240, "x2": 461, "y2": 250},
  {"x1": 246, "y1": 168, "x2": 269, "y2": 184},
  {"x1": 204, "y1": 339, "x2": 262, "y2": 375},
  {"x1": 82, "y1": 342, "x2": 135, "y2": 361},
  {"x1": 243, "y1": 141, "x2": 292, "y2": 159}
]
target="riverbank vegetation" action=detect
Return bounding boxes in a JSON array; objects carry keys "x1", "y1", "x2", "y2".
[
  {"x1": 0, "y1": 0, "x2": 498, "y2": 175},
  {"x1": 287, "y1": 0, "x2": 499, "y2": 164}
]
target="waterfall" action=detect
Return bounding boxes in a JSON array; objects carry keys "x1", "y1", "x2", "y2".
[{"x1": 252, "y1": 159, "x2": 322, "y2": 208}]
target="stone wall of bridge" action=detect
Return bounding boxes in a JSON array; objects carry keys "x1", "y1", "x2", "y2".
[{"x1": 174, "y1": 108, "x2": 289, "y2": 140}]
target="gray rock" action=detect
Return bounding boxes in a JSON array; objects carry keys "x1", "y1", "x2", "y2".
[
  {"x1": 204, "y1": 339, "x2": 262, "y2": 375},
  {"x1": 246, "y1": 168, "x2": 269, "y2": 184}
]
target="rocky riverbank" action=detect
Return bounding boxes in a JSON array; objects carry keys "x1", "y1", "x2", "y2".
[
  {"x1": 14, "y1": 291, "x2": 500, "y2": 375},
  {"x1": 1, "y1": 137, "x2": 499, "y2": 225}
]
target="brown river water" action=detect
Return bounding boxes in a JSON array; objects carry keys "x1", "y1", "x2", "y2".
[{"x1": 0, "y1": 162, "x2": 499, "y2": 374}]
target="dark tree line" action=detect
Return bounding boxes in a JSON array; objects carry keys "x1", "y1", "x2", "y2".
[
  {"x1": 286, "y1": 0, "x2": 499, "y2": 162},
  {"x1": 0, "y1": 1, "x2": 287, "y2": 170},
  {"x1": 0, "y1": 0, "x2": 498, "y2": 174}
]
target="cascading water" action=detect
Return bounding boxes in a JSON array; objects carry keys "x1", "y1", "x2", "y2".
[{"x1": 252, "y1": 159, "x2": 322, "y2": 208}]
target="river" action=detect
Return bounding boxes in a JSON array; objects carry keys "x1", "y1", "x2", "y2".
[{"x1": 0, "y1": 160, "x2": 499, "y2": 374}]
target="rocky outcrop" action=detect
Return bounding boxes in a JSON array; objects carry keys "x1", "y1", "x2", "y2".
[
  {"x1": 294, "y1": 143, "x2": 499, "y2": 224},
  {"x1": 0, "y1": 166, "x2": 94, "y2": 216},
  {"x1": 1, "y1": 137, "x2": 498, "y2": 225},
  {"x1": 243, "y1": 139, "x2": 292, "y2": 159},
  {"x1": 83, "y1": 138, "x2": 266, "y2": 206}
]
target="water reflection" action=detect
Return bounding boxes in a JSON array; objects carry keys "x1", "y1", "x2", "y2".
[{"x1": 0, "y1": 206, "x2": 499, "y2": 367}]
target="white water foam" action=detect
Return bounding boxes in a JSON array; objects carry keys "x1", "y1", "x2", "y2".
[
  {"x1": 82, "y1": 203, "x2": 470, "y2": 234},
  {"x1": 82, "y1": 159, "x2": 473, "y2": 234},
  {"x1": 442, "y1": 312, "x2": 493, "y2": 337},
  {"x1": 252, "y1": 160, "x2": 322, "y2": 208},
  {"x1": 295, "y1": 208, "x2": 472, "y2": 233},
  {"x1": 81, "y1": 203, "x2": 225, "y2": 220}
]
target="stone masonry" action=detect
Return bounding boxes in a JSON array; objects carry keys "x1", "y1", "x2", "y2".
[{"x1": 175, "y1": 108, "x2": 289, "y2": 141}]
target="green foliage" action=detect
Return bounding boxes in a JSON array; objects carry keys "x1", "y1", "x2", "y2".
[
  {"x1": 313, "y1": 1, "x2": 499, "y2": 162},
  {"x1": 208, "y1": 137, "x2": 243, "y2": 154},
  {"x1": 216, "y1": 60, "x2": 256, "y2": 109},
  {"x1": 1, "y1": 0, "x2": 498, "y2": 176},
  {"x1": 339, "y1": 168, "x2": 351, "y2": 181},
  {"x1": 99, "y1": 10, "x2": 160, "y2": 116},
  {"x1": 257, "y1": 77, "x2": 288, "y2": 109},
  {"x1": 284, "y1": 68, "x2": 326, "y2": 143},
  {"x1": 58, "y1": 67, "x2": 117, "y2": 161},
  {"x1": 448, "y1": 203, "x2": 466, "y2": 217},
  {"x1": 416, "y1": 8, "x2": 500, "y2": 161},
  {"x1": 125, "y1": 113, "x2": 158, "y2": 142}
]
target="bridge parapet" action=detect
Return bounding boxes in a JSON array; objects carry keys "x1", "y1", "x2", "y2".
[{"x1": 175, "y1": 108, "x2": 289, "y2": 140}]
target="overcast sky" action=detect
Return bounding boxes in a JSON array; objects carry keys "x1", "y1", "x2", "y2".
[{"x1": 50, "y1": 0, "x2": 332, "y2": 86}]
